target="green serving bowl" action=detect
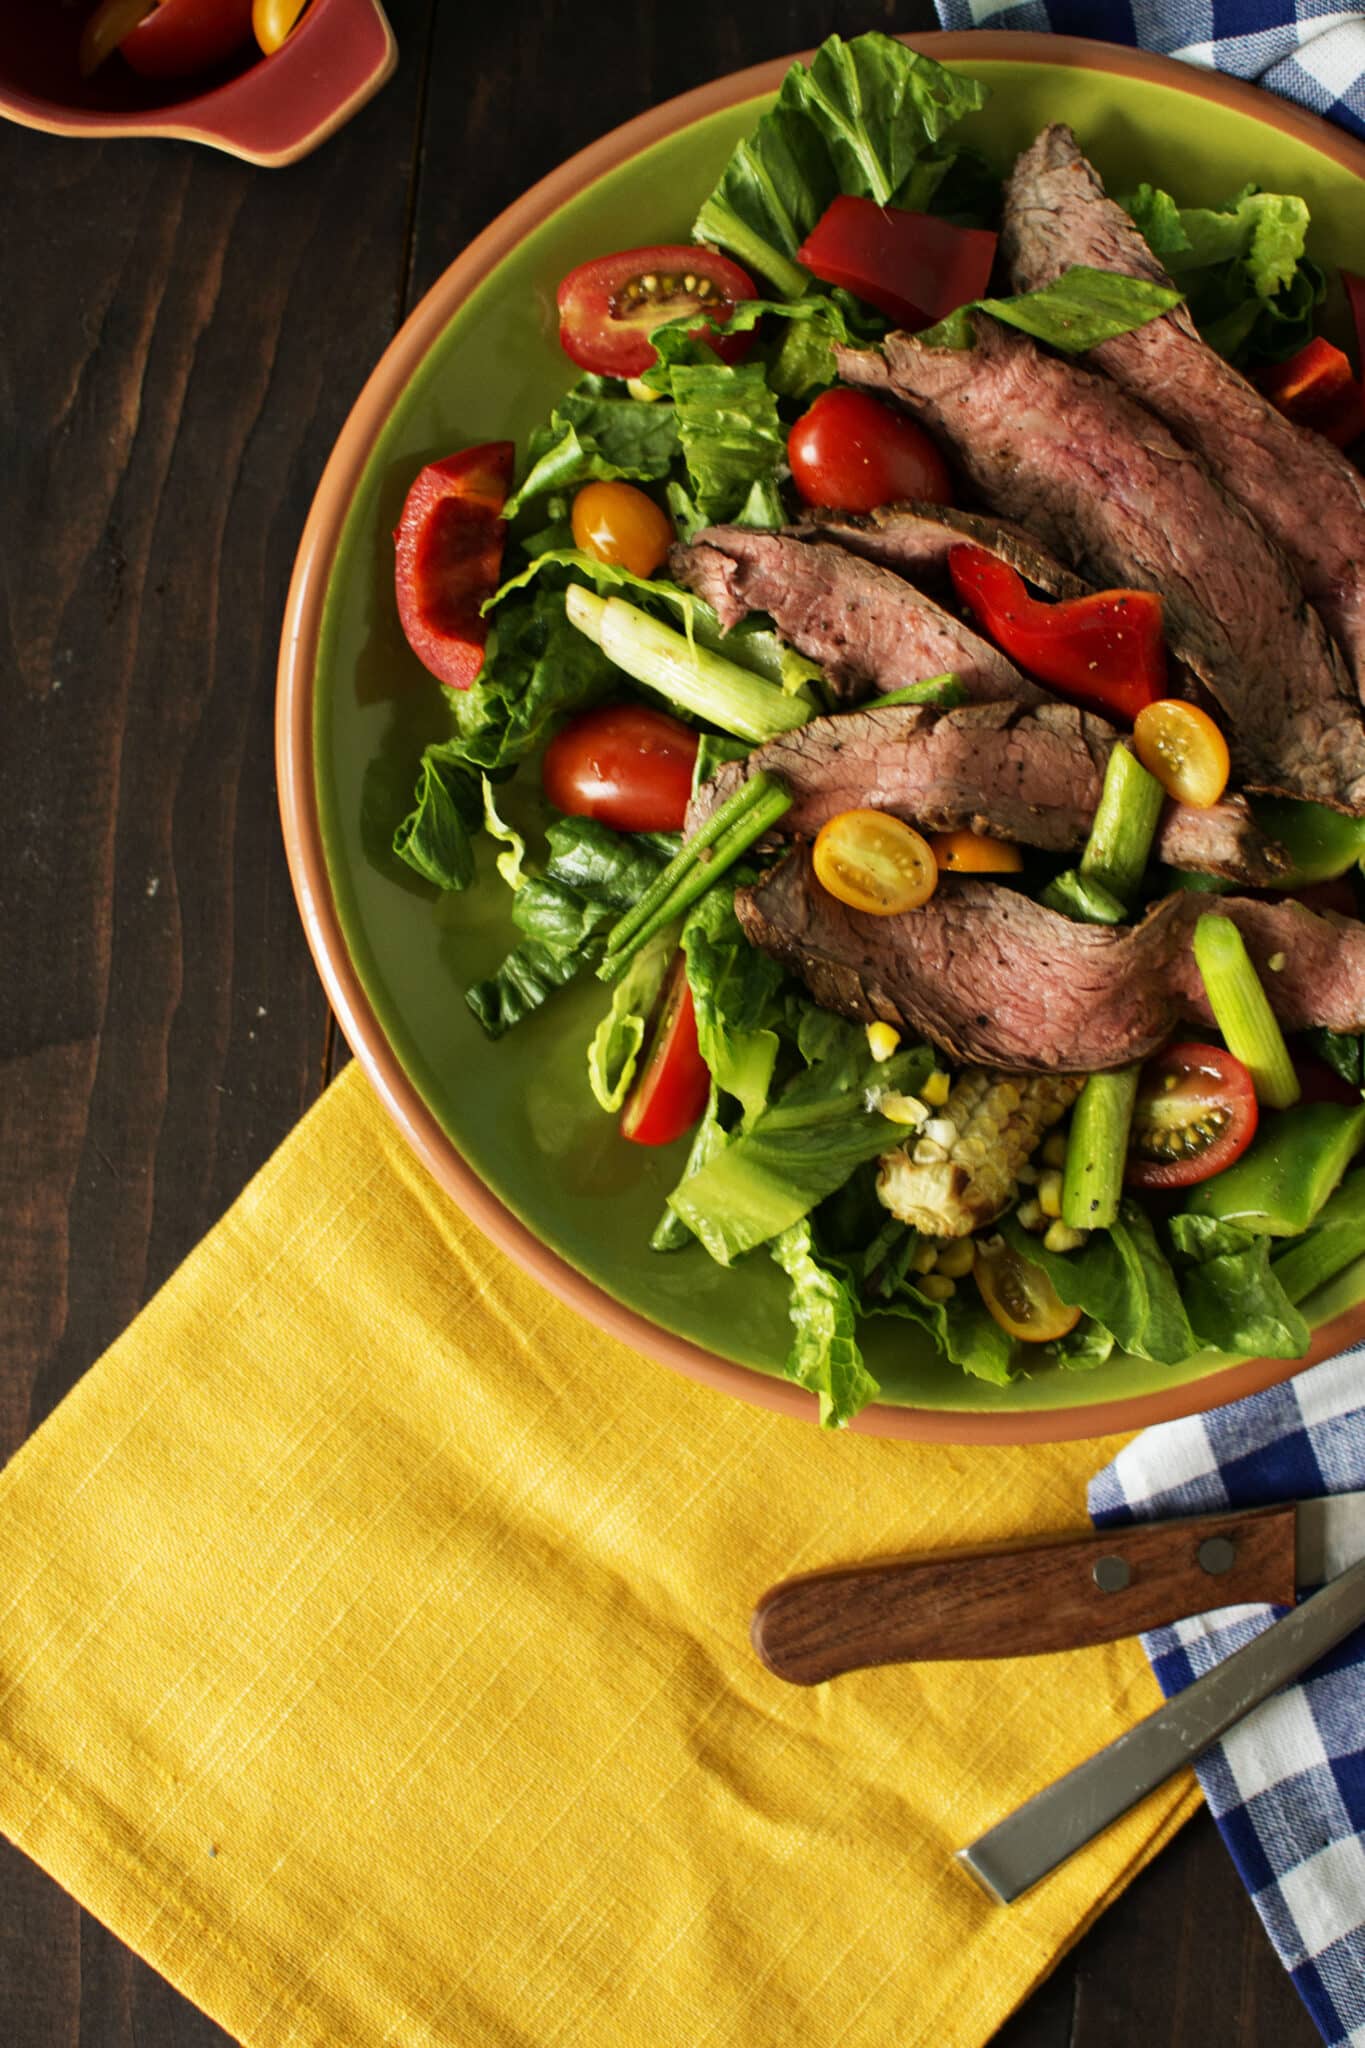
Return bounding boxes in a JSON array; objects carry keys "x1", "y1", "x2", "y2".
[{"x1": 277, "y1": 33, "x2": 1365, "y2": 1442}]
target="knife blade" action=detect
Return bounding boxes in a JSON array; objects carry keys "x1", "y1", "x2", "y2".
[
  {"x1": 751, "y1": 1489, "x2": 1365, "y2": 1685},
  {"x1": 957, "y1": 1550, "x2": 1365, "y2": 1904}
]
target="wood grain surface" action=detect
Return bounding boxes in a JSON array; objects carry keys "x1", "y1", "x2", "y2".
[{"x1": 0, "y1": 2, "x2": 1322, "y2": 2042}]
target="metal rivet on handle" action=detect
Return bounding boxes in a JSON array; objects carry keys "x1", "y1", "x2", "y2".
[
  {"x1": 1093, "y1": 1556, "x2": 1131, "y2": 1593},
  {"x1": 1199, "y1": 1536, "x2": 1238, "y2": 1576}
]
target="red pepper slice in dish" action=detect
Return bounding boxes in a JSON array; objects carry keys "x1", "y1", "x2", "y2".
[
  {"x1": 393, "y1": 442, "x2": 514, "y2": 692},
  {"x1": 96, "y1": 0, "x2": 256, "y2": 79},
  {"x1": 556, "y1": 245, "x2": 756, "y2": 380},
  {"x1": 787, "y1": 387, "x2": 952, "y2": 512},
  {"x1": 1125, "y1": 1042, "x2": 1259, "y2": 1190},
  {"x1": 1256, "y1": 334, "x2": 1365, "y2": 451},
  {"x1": 948, "y1": 543, "x2": 1166, "y2": 723},
  {"x1": 620, "y1": 959, "x2": 710, "y2": 1147},
  {"x1": 795, "y1": 196, "x2": 997, "y2": 330}
]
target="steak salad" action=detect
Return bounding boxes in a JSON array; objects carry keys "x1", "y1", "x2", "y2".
[{"x1": 388, "y1": 35, "x2": 1365, "y2": 1423}]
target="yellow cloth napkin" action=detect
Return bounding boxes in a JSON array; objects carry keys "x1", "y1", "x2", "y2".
[{"x1": 0, "y1": 1064, "x2": 1199, "y2": 2048}]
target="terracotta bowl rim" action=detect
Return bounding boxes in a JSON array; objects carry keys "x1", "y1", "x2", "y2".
[{"x1": 276, "y1": 31, "x2": 1365, "y2": 1443}]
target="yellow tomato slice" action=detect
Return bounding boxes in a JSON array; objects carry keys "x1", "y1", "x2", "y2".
[
  {"x1": 812, "y1": 810, "x2": 937, "y2": 916},
  {"x1": 1133, "y1": 700, "x2": 1230, "y2": 809},
  {"x1": 928, "y1": 828, "x2": 1024, "y2": 874},
  {"x1": 253, "y1": 0, "x2": 310, "y2": 55},
  {"x1": 974, "y1": 1237, "x2": 1081, "y2": 1344},
  {"x1": 571, "y1": 481, "x2": 674, "y2": 580}
]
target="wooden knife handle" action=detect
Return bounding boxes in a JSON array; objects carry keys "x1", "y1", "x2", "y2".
[{"x1": 751, "y1": 1504, "x2": 1299, "y2": 1684}]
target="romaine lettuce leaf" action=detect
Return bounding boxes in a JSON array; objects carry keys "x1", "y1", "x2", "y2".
[
  {"x1": 667, "y1": 359, "x2": 786, "y2": 527},
  {"x1": 771, "y1": 1219, "x2": 880, "y2": 1426},
  {"x1": 1000, "y1": 1202, "x2": 1197, "y2": 1364},
  {"x1": 503, "y1": 375, "x2": 681, "y2": 517},
  {"x1": 693, "y1": 35, "x2": 987, "y2": 299},
  {"x1": 916, "y1": 266, "x2": 1184, "y2": 355},
  {"x1": 443, "y1": 586, "x2": 616, "y2": 774},
  {"x1": 1122, "y1": 181, "x2": 1324, "y2": 366},
  {"x1": 587, "y1": 926, "x2": 677, "y2": 1113},
  {"x1": 681, "y1": 883, "x2": 787, "y2": 1128},
  {"x1": 392, "y1": 742, "x2": 484, "y2": 891},
  {"x1": 1166, "y1": 1213, "x2": 1309, "y2": 1359}
]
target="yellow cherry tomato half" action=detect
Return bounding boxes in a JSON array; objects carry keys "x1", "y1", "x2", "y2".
[
  {"x1": 1132, "y1": 699, "x2": 1230, "y2": 809},
  {"x1": 973, "y1": 1237, "x2": 1081, "y2": 1344},
  {"x1": 571, "y1": 481, "x2": 674, "y2": 580},
  {"x1": 928, "y1": 828, "x2": 1024, "y2": 874},
  {"x1": 253, "y1": 0, "x2": 310, "y2": 54},
  {"x1": 812, "y1": 810, "x2": 938, "y2": 916}
]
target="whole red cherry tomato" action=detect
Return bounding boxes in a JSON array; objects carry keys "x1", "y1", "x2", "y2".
[
  {"x1": 620, "y1": 959, "x2": 710, "y2": 1147},
  {"x1": 542, "y1": 703, "x2": 699, "y2": 834},
  {"x1": 556, "y1": 245, "x2": 756, "y2": 380},
  {"x1": 1125, "y1": 1043, "x2": 1259, "y2": 1190},
  {"x1": 787, "y1": 387, "x2": 952, "y2": 513},
  {"x1": 115, "y1": 0, "x2": 255, "y2": 79},
  {"x1": 393, "y1": 442, "x2": 514, "y2": 692}
]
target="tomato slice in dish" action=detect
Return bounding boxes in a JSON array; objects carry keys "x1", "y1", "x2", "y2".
[
  {"x1": 787, "y1": 387, "x2": 952, "y2": 512},
  {"x1": 556, "y1": 245, "x2": 756, "y2": 380},
  {"x1": 1133, "y1": 700, "x2": 1230, "y2": 809},
  {"x1": 542, "y1": 703, "x2": 699, "y2": 834},
  {"x1": 1125, "y1": 1042, "x2": 1259, "y2": 1190},
  {"x1": 116, "y1": 0, "x2": 256, "y2": 78},
  {"x1": 974, "y1": 1238, "x2": 1080, "y2": 1344},
  {"x1": 393, "y1": 442, "x2": 514, "y2": 692},
  {"x1": 620, "y1": 959, "x2": 710, "y2": 1147},
  {"x1": 813, "y1": 810, "x2": 938, "y2": 916}
]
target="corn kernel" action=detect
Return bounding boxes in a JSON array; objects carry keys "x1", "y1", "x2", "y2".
[
  {"x1": 1038, "y1": 1169, "x2": 1064, "y2": 1218},
  {"x1": 879, "y1": 1091, "x2": 927, "y2": 1127},
  {"x1": 918, "y1": 1272, "x2": 957, "y2": 1302},
  {"x1": 1041, "y1": 1132, "x2": 1069, "y2": 1169},
  {"x1": 1043, "y1": 1219, "x2": 1088, "y2": 1254},
  {"x1": 1016, "y1": 1197, "x2": 1045, "y2": 1232},
  {"x1": 912, "y1": 1137, "x2": 948, "y2": 1165},
  {"x1": 922, "y1": 1069, "x2": 951, "y2": 1107},
  {"x1": 935, "y1": 1238, "x2": 976, "y2": 1279},
  {"x1": 1016, "y1": 1162, "x2": 1039, "y2": 1185},
  {"x1": 866, "y1": 1021, "x2": 902, "y2": 1063},
  {"x1": 910, "y1": 1240, "x2": 939, "y2": 1274},
  {"x1": 626, "y1": 376, "x2": 662, "y2": 402},
  {"x1": 923, "y1": 1117, "x2": 958, "y2": 1149}
]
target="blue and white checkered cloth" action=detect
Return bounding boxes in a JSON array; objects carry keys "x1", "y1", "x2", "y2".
[
  {"x1": 931, "y1": 0, "x2": 1365, "y2": 139},
  {"x1": 1091, "y1": 1348, "x2": 1365, "y2": 2047}
]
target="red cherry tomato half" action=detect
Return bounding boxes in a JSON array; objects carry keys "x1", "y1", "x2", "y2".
[
  {"x1": 787, "y1": 387, "x2": 952, "y2": 513},
  {"x1": 1125, "y1": 1042, "x2": 1259, "y2": 1190},
  {"x1": 556, "y1": 244, "x2": 757, "y2": 380},
  {"x1": 620, "y1": 959, "x2": 710, "y2": 1147},
  {"x1": 393, "y1": 442, "x2": 514, "y2": 692},
  {"x1": 118, "y1": 0, "x2": 256, "y2": 79},
  {"x1": 542, "y1": 703, "x2": 699, "y2": 834}
]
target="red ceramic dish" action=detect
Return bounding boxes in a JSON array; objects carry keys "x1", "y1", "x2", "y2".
[
  {"x1": 277, "y1": 34, "x2": 1365, "y2": 1441},
  {"x1": 0, "y1": 0, "x2": 395, "y2": 167}
]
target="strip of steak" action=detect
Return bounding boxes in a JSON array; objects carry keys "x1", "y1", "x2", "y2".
[
  {"x1": 1001, "y1": 124, "x2": 1365, "y2": 699},
  {"x1": 795, "y1": 501, "x2": 1089, "y2": 598},
  {"x1": 735, "y1": 851, "x2": 1365, "y2": 1071},
  {"x1": 687, "y1": 702, "x2": 1288, "y2": 883},
  {"x1": 669, "y1": 529, "x2": 1046, "y2": 706},
  {"x1": 836, "y1": 318, "x2": 1365, "y2": 812}
]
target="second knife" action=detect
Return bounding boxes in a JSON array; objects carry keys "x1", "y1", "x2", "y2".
[{"x1": 751, "y1": 1488, "x2": 1365, "y2": 1684}]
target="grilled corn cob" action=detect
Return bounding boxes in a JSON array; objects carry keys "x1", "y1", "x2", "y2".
[{"x1": 876, "y1": 1068, "x2": 1084, "y2": 1238}]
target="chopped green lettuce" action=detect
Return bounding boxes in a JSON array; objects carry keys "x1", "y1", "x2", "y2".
[
  {"x1": 692, "y1": 33, "x2": 988, "y2": 297},
  {"x1": 442, "y1": 586, "x2": 616, "y2": 775},
  {"x1": 586, "y1": 926, "x2": 677, "y2": 1114},
  {"x1": 680, "y1": 884, "x2": 787, "y2": 1129},
  {"x1": 1122, "y1": 181, "x2": 1324, "y2": 366},
  {"x1": 771, "y1": 1219, "x2": 881, "y2": 1426},
  {"x1": 1000, "y1": 1203, "x2": 1196, "y2": 1364},
  {"x1": 503, "y1": 375, "x2": 681, "y2": 517},
  {"x1": 1166, "y1": 1214, "x2": 1309, "y2": 1358},
  {"x1": 392, "y1": 742, "x2": 484, "y2": 891},
  {"x1": 916, "y1": 266, "x2": 1184, "y2": 355}
]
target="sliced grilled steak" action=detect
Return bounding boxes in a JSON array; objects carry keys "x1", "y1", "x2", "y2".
[
  {"x1": 735, "y1": 851, "x2": 1365, "y2": 1070},
  {"x1": 836, "y1": 318, "x2": 1365, "y2": 812},
  {"x1": 1002, "y1": 125, "x2": 1365, "y2": 699},
  {"x1": 687, "y1": 702, "x2": 1288, "y2": 884},
  {"x1": 669, "y1": 529, "x2": 1046, "y2": 706},
  {"x1": 796, "y1": 501, "x2": 1089, "y2": 598}
]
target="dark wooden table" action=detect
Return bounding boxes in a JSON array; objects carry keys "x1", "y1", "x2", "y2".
[{"x1": 0, "y1": 4, "x2": 1323, "y2": 2042}]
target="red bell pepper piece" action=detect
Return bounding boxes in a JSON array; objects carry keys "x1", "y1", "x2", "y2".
[
  {"x1": 795, "y1": 196, "x2": 997, "y2": 331},
  {"x1": 1255, "y1": 334, "x2": 1365, "y2": 452},
  {"x1": 948, "y1": 544, "x2": 1167, "y2": 723},
  {"x1": 393, "y1": 442, "x2": 514, "y2": 691},
  {"x1": 620, "y1": 960, "x2": 709, "y2": 1147},
  {"x1": 1343, "y1": 270, "x2": 1365, "y2": 372}
]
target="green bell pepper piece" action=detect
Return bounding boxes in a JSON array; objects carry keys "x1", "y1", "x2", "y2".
[
  {"x1": 1184, "y1": 1101, "x2": 1365, "y2": 1236},
  {"x1": 1250, "y1": 798, "x2": 1365, "y2": 885}
]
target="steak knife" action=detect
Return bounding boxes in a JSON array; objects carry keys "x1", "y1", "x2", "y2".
[{"x1": 751, "y1": 1489, "x2": 1365, "y2": 1685}]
